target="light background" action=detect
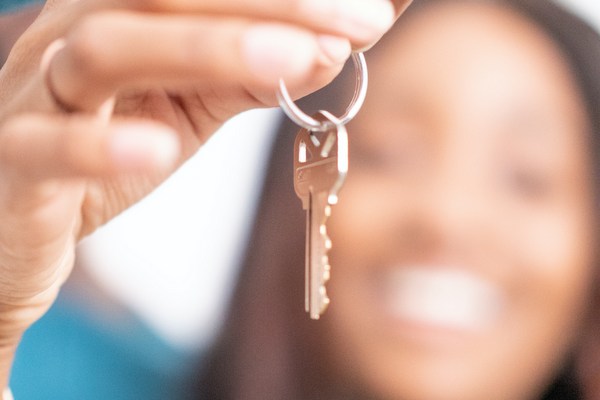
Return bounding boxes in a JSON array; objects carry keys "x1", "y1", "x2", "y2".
[
  {"x1": 77, "y1": 0, "x2": 600, "y2": 350},
  {"x1": 560, "y1": 0, "x2": 600, "y2": 28}
]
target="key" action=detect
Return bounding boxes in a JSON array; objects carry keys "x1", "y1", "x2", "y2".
[{"x1": 293, "y1": 111, "x2": 349, "y2": 319}]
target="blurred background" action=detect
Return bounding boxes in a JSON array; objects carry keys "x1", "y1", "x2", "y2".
[
  {"x1": 77, "y1": 108, "x2": 279, "y2": 350},
  {"x1": 69, "y1": 0, "x2": 600, "y2": 352}
]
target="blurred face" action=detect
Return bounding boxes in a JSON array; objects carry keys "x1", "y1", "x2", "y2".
[{"x1": 326, "y1": 2, "x2": 596, "y2": 400}]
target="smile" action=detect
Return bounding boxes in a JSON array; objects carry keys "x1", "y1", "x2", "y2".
[{"x1": 381, "y1": 267, "x2": 505, "y2": 335}]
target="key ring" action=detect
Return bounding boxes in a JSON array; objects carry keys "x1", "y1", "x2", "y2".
[{"x1": 277, "y1": 52, "x2": 368, "y2": 132}]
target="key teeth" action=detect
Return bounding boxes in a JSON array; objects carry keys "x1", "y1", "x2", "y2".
[
  {"x1": 318, "y1": 285, "x2": 330, "y2": 312},
  {"x1": 320, "y1": 293, "x2": 330, "y2": 314},
  {"x1": 323, "y1": 263, "x2": 331, "y2": 282},
  {"x1": 320, "y1": 224, "x2": 332, "y2": 251},
  {"x1": 310, "y1": 195, "x2": 336, "y2": 320},
  {"x1": 321, "y1": 275, "x2": 331, "y2": 313},
  {"x1": 318, "y1": 203, "x2": 333, "y2": 318},
  {"x1": 320, "y1": 225, "x2": 327, "y2": 235}
]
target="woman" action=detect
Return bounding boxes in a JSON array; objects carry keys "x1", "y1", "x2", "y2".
[
  {"x1": 197, "y1": 1, "x2": 600, "y2": 399},
  {"x1": 1, "y1": 0, "x2": 599, "y2": 399}
]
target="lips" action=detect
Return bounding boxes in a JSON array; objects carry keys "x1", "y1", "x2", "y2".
[{"x1": 381, "y1": 267, "x2": 504, "y2": 334}]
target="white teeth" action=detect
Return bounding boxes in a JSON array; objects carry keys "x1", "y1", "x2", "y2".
[{"x1": 383, "y1": 268, "x2": 503, "y2": 333}]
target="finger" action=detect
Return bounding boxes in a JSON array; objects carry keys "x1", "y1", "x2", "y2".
[
  {"x1": 48, "y1": 12, "x2": 352, "y2": 111},
  {"x1": 0, "y1": 114, "x2": 180, "y2": 181},
  {"x1": 392, "y1": 0, "x2": 414, "y2": 18},
  {"x1": 356, "y1": 0, "x2": 414, "y2": 51},
  {"x1": 43, "y1": 0, "x2": 397, "y2": 50}
]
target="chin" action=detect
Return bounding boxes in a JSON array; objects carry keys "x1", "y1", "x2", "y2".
[{"x1": 327, "y1": 266, "x2": 569, "y2": 400}]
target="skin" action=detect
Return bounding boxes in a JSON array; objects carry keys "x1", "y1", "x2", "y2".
[
  {"x1": 327, "y1": 2, "x2": 596, "y2": 400},
  {"x1": 0, "y1": 0, "x2": 413, "y2": 390},
  {"x1": 0, "y1": 4, "x2": 41, "y2": 63}
]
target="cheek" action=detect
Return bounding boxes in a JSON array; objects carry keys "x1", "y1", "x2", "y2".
[
  {"x1": 517, "y1": 213, "x2": 592, "y2": 277},
  {"x1": 496, "y1": 208, "x2": 595, "y2": 398},
  {"x1": 507, "y1": 207, "x2": 595, "y2": 342},
  {"x1": 329, "y1": 172, "x2": 404, "y2": 260},
  {"x1": 498, "y1": 195, "x2": 595, "y2": 316}
]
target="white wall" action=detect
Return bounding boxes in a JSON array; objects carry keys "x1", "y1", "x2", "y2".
[
  {"x1": 78, "y1": 109, "x2": 279, "y2": 349},
  {"x1": 556, "y1": 0, "x2": 600, "y2": 30}
]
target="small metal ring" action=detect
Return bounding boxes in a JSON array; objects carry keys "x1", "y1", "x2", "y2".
[{"x1": 277, "y1": 52, "x2": 368, "y2": 132}]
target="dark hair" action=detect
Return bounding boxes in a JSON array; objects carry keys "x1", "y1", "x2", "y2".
[{"x1": 195, "y1": 1, "x2": 600, "y2": 399}]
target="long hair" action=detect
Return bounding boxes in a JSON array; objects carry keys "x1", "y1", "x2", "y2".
[{"x1": 195, "y1": 1, "x2": 600, "y2": 399}]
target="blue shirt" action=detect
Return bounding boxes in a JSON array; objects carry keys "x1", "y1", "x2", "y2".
[
  {"x1": 0, "y1": 0, "x2": 41, "y2": 12},
  {"x1": 10, "y1": 291, "x2": 197, "y2": 400}
]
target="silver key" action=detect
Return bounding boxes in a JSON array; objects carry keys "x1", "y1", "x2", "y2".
[{"x1": 293, "y1": 111, "x2": 348, "y2": 319}]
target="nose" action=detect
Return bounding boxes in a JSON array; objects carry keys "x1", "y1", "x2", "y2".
[{"x1": 400, "y1": 159, "x2": 488, "y2": 260}]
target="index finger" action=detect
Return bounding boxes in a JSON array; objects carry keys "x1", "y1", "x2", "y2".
[{"x1": 45, "y1": 0, "x2": 411, "y2": 50}]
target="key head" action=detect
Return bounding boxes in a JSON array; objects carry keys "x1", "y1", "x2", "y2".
[{"x1": 293, "y1": 111, "x2": 349, "y2": 208}]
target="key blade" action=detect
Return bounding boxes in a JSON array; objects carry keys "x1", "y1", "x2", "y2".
[
  {"x1": 309, "y1": 191, "x2": 332, "y2": 319},
  {"x1": 305, "y1": 200, "x2": 311, "y2": 313}
]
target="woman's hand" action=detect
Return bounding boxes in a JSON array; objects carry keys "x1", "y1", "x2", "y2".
[{"x1": 0, "y1": 0, "x2": 411, "y2": 364}]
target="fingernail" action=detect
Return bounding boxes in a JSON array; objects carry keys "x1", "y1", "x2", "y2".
[
  {"x1": 304, "y1": 0, "x2": 395, "y2": 43},
  {"x1": 242, "y1": 24, "x2": 316, "y2": 85},
  {"x1": 110, "y1": 124, "x2": 180, "y2": 169},
  {"x1": 317, "y1": 35, "x2": 351, "y2": 66}
]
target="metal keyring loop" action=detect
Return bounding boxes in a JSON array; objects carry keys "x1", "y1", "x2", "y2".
[{"x1": 277, "y1": 52, "x2": 368, "y2": 132}]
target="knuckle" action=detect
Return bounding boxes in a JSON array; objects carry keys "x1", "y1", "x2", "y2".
[
  {"x1": 66, "y1": 15, "x2": 115, "y2": 81},
  {"x1": 179, "y1": 25, "x2": 211, "y2": 66},
  {"x1": 59, "y1": 121, "x2": 96, "y2": 173},
  {"x1": 0, "y1": 117, "x2": 30, "y2": 168},
  {"x1": 58, "y1": 125, "x2": 80, "y2": 163}
]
